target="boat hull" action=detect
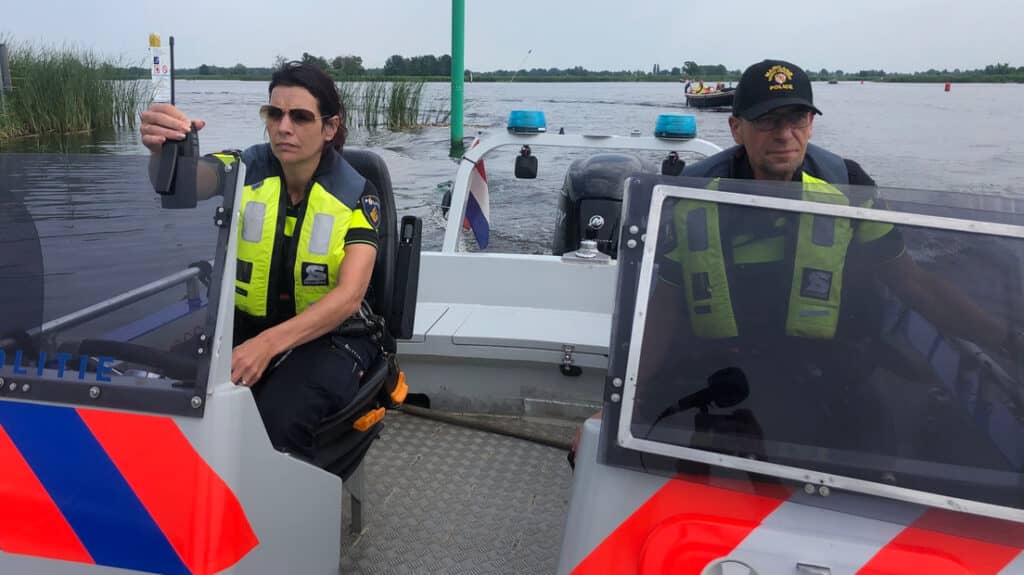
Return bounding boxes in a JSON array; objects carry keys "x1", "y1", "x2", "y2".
[
  {"x1": 400, "y1": 251, "x2": 616, "y2": 419},
  {"x1": 685, "y1": 91, "x2": 735, "y2": 109}
]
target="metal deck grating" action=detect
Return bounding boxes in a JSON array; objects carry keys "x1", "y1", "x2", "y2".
[{"x1": 340, "y1": 411, "x2": 575, "y2": 574}]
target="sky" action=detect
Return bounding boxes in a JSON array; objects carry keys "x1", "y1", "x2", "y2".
[{"x1": 2, "y1": 0, "x2": 1020, "y2": 73}]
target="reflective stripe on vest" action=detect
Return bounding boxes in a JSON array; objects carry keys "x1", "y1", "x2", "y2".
[
  {"x1": 671, "y1": 173, "x2": 852, "y2": 339},
  {"x1": 235, "y1": 178, "x2": 351, "y2": 318}
]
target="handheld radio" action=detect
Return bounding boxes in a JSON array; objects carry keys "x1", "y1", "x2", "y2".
[{"x1": 151, "y1": 34, "x2": 199, "y2": 208}]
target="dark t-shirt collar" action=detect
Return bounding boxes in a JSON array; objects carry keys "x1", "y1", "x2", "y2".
[{"x1": 731, "y1": 147, "x2": 804, "y2": 182}]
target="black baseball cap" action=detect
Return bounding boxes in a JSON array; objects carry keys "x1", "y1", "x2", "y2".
[{"x1": 732, "y1": 59, "x2": 822, "y2": 120}]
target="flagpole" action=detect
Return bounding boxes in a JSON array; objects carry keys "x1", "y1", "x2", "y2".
[{"x1": 450, "y1": 0, "x2": 465, "y2": 158}]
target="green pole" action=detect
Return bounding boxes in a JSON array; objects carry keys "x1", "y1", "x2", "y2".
[{"x1": 450, "y1": 0, "x2": 465, "y2": 157}]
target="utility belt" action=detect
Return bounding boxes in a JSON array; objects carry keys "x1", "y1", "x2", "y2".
[{"x1": 332, "y1": 300, "x2": 396, "y2": 353}]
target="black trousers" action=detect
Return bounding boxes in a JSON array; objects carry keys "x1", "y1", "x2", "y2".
[{"x1": 251, "y1": 334, "x2": 380, "y2": 460}]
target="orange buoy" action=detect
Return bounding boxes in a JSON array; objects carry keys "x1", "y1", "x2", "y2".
[{"x1": 944, "y1": 82, "x2": 951, "y2": 92}]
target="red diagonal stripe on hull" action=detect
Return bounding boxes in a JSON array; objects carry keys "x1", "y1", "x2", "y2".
[
  {"x1": 0, "y1": 424, "x2": 93, "y2": 564},
  {"x1": 571, "y1": 475, "x2": 791, "y2": 575},
  {"x1": 859, "y1": 509, "x2": 1023, "y2": 575},
  {"x1": 78, "y1": 408, "x2": 258, "y2": 575}
]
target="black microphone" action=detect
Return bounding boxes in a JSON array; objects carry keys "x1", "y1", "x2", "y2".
[
  {"x1": 652, "y1": 366, "x2": 750, "y2": 430},
  {"x1": 681, "y1": 366, "x2": 749, "y2": 411}
]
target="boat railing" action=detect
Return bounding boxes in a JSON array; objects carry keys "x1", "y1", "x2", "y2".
[
  {"x1": 0, "y1": 263, "x2": 208, "y2": 349},
  {"x1": 442, "y1": 127, "x2": 722, "y2": 253}
]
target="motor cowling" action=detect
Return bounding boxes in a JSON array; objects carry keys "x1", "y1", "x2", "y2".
[{"x1": 552, "y1": 153, "x2": 644, "y2": 259}]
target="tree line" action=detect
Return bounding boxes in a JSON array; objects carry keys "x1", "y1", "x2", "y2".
[
  {"x1": 812, "y1": 63, "x2": 1023, "y2": 80},
  {"x1": 115, "y1": 54, "x2": 1024, "y2": 83}
]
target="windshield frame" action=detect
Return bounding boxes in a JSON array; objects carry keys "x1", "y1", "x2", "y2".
[
  {"x1": 606, "y1": 177, "x2": 1024, "y2": 524},
  {"x1": 0, "y1": 154, "x2": 241, "y2": 418}
]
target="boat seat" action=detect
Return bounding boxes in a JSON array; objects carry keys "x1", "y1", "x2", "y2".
[{"x1": 309, "y1": 148, "x2": 421, "y2": 531}]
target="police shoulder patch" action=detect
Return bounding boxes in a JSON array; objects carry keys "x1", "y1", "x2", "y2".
[{"x1": 361, "y1": 194, "x2": 382, "y2": 230}]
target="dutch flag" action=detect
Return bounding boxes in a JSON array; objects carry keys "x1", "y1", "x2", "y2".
[{"x1": 463, "y1": 139, "x2": 490, "y2": 249}]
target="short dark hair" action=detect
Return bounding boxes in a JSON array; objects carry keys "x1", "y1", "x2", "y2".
[{"x1": 269, "y1": 61, "x2": 348, "y2": 154}]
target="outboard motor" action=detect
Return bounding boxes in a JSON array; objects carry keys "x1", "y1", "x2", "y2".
[{"x1": 552, "y1": 153, "x2": 644, "y2": 258}]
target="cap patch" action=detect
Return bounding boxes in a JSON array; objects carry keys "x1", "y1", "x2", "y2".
[{"x1": 765, "y1": 65, "x2": 794, "y2": 91}]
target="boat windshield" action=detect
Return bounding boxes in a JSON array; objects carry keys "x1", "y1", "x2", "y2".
[
  {"x1": 0, "y1": 153, "x2": 235, "y2": 417},
  {"x1": 614, "y1": 175, "x2": 1024, "y2": 514}
]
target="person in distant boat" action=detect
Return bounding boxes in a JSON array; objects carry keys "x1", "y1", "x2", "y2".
[
  {"x1": 642, "y1": 58, "x2": 1024, "y2": 452},
  {"x1": 139, "y1": 61, "x2": 382, "y2": 460}
]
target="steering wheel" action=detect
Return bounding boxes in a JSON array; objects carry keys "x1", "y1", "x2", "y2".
[{"x1": 77, "y1": 339, "x2": 199, "y2": 382}]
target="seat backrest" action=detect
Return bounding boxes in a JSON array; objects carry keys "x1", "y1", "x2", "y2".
[{"x1": 342, "y1": 149, "x2": 397, "y2": 329}]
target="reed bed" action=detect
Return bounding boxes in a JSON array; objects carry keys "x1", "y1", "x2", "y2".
[
  {"x1": 339, "y1": 79, "x2": 448, "y2": 132},
  {"x1": 0, "y1": 42, "x2": 147, "y2": 142},
  {"x1": 0, "y1": 44, "x2": 451, "y2": 141}
]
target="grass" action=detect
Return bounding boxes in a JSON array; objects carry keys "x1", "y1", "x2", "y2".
[
  {"x1": 0, "y1": 42, "x2": 447, "y2": 141},
  {"x1": 339, "y1": 79, "x2": 448, "y2": 132},
  {"x1": 0, "y1": 40, "x2": 148, "y2": 142}
]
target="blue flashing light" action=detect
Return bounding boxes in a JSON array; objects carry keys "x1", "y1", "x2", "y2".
[
  {"x1": 508, "y1": 110, "x2": 547, "y2": 133},
  {"x1": 655, "y1": 114, "x2": 697, "y2": 140}
]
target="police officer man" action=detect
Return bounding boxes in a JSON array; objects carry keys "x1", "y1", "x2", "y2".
[
  {"x1": 658, "y1": 58, "x2": 1020, "y2": 355},
  {"x1": 669, "y1": 59, "x2": 904, "y2": 344},
  {"x1": 642, "y1": 59, "x2": 1023, "y2": 454}
]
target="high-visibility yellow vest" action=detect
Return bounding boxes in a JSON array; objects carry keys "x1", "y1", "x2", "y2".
[
  {"x1": 668, "y1": 173, "x2": 851, "y2": 339},
  {"x1": 218, "y1": 146, "x2": 378, "y2": 321},
  {"x1": 669, "y1": 145, "x2": 894, "y2": 339}
]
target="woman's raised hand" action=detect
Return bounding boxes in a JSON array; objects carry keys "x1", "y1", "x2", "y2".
[{"x1": 139, "y1": 103, "x2": 206, "y2": 154}]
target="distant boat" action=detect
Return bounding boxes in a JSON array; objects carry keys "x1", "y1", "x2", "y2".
[{"x1": 685, "y1": 86, "x2": 735, "y2": 109}]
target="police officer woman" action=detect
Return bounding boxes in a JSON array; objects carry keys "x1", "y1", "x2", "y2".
[{"x1": 139, "y1": 62, "x2": 382, "y2": 459}]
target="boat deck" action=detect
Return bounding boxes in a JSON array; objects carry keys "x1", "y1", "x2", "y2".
[{"x1": 339, "y1": 410, "x2": 579, "y2": 575}]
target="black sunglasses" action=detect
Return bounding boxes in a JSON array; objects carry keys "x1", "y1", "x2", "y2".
[{"x1": 259, "y1": 104, "x2": 330, "y2": 126}]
